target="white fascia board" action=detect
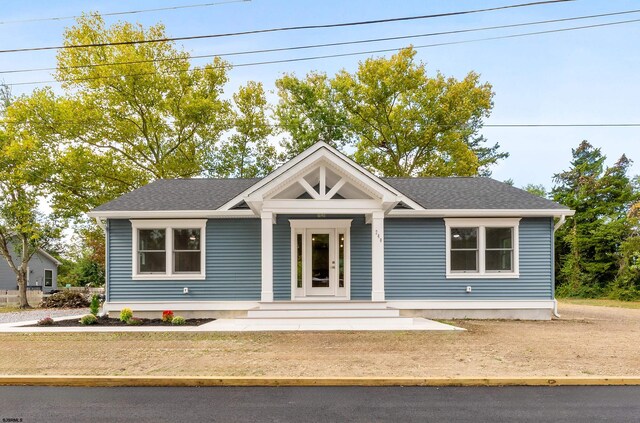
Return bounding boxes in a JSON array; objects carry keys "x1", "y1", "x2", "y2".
[
  {"x1": 38, "y1": 249, "x2": 62, "y2": 266},
  {"x1": 386, "y1": 300, "x2": 555, "y2": 310},
  {"x1": 87, "y1": 210, "x2": 257, "y2": 219},
  {"x1": 387, "y1": 209, "x2": 575, "y2": 218},
  {"x1": 219, "y1": 142, "x2": 424, "y2": 211}
]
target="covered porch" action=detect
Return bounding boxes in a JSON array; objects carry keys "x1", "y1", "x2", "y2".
[{"x1": 217, "y1": 143, "x2": 423, "y2": 304}]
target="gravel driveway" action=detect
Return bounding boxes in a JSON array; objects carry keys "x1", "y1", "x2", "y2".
[{"x1": 0, "y1": 308, "x2": 89, "y2": 324}]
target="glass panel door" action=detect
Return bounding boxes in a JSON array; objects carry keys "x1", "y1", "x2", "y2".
[
  {"x1": 311, "y1": 233, "x2": 330, "y2": 288},
  {"x1": 306, "y1": 230, "x2": 335, "y2": 295}
]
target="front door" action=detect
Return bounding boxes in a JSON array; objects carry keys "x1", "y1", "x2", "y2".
[
  {"x1": 307, "y1": 230, "x2": 334, "y2": 295},
  {"x1": 292, "y1": 221, "x2": 350, "y2": 300}
]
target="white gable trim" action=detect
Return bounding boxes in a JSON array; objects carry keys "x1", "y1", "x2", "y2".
[{"x1": 219, "y1": 142, "x2": 423, "y2": 211}]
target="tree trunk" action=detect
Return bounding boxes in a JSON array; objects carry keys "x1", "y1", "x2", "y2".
[
  {"x1": 17, "y1": 267, "x2": 30, "y2": 309},
  {"x1": 18, "y1": 236, "x2": 31, "y2": 309}
]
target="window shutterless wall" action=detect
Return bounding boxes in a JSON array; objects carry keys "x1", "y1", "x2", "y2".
[
  {"x1": 108, "y1": 219, "x2": 262, "y2": 301},
  {"x1": 384, "y1": 217, "x2": 553, "y2": 300}
]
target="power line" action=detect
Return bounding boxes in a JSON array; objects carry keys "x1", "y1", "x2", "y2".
[
  {"x1": 2, "y1": 8, "x2": 638, "y2": 76},
  {"x1": 0, "y1": 0, "x2": 573, "y2": 54},
  {"x1": 0, "y1": 0, "x2": 251, "y2": 25},
  {"x1": 4, "y1": 16, "x2": 640, "y2": 87}
]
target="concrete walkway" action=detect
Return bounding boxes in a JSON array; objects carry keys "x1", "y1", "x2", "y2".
[
  {"x1": 0, "y1": 316, "x2": 463, "y2": 332},
  {"x1": 198, "y1": 317, "x2": 463, "y2": 331}
]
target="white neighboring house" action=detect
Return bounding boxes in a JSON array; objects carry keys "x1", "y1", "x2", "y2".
[{"x1": 0, "y1": 244, "x2": 60, "y2": 292}]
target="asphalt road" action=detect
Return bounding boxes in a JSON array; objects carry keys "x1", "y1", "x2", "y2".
[{"x1": 0, "y1": 386, "x2": 638, "y2": 422}]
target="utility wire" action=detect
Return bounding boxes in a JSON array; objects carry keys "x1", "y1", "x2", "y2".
[
  {"x1": 0, "y1": 0, "x2": 573, "y2": 54},
  {"x1": 4, "y1": 16, "x2": 640, "y2": 88},
  {"x1": 0, "y1": 0, "x2": 251, "y2": 25},
  {"x1": 2, "y1": 8, "x2": 638, "y2": 76}
]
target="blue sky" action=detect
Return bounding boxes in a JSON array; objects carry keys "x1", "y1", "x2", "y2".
[{"x1": 2, "y1": 0, "x2": 639, "y2": 189}]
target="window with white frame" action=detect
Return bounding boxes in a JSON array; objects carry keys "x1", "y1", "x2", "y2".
[
  {"x1": 445, "y1": 218, "x2": 520, "y2": 278},
  {"x1": 131, "y1": 220, "x2": 206, "y2": 280},
  {"x1": 44, "y1": 269, "x2": 53, "y2": 287}
]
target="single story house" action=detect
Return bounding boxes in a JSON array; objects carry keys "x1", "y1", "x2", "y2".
[
  {"x1": 88, "y1": 142, "x2": 573, "y2": 320},
  {"x1": 0, "y1": 245, "x2": 60, "y2": 292}
]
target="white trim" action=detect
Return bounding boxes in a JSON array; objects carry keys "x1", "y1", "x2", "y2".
[
  {"x1": 370, "y1": 210, "x2": 385, "y2": 301},
  {"x1": 103, "y1": 301, "x2": 260, "y2": 312},
  {"x1": 43, "y1": 268, "x2": 54, "y2": 288},
  {"x1": 102, "y1": 299, "x2": 555, "y2": 313},
  {"x1": 289, "y1": 219, "x2": 352, "y2": 229},
  {"x1": 386, "y1": 300, "x2": 555, "y2": 310},
  {"x1": 130, "y1": 219, "x2": 207, "y2": 281},
  {"x1": 37, "y1": 249, "x2": 62, "y2": 266},
  {"x1": 290, "y1": 220, "x2": 351, "y2": 301},
  {"x1": 261, "y1": 211, "x2": 274, "y2": 302},
  {"x1": 388, "y1": 209, "x2": 574, "y2": 218},
  {"x1": 444, "y1": 218, "x2": 520, "y2": 279},
  {"x1": 298, "y1": 177, "x2": 320, "y2": 199},
  {"x1": 219, "y1": 142, "x2": 423, "y2": 211},
  {"x1": 88, "y1": 210, "x2": 255, "y2": 219},
  {"x1": 263, "y1": 199, "x2": 382, "y2": 211}
]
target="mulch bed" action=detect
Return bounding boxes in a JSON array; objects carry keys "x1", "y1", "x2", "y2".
[{"x1": 27, "y1": 316, "x2": 214, "y2": 327}]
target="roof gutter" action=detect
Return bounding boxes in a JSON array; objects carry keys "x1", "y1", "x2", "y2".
[
  {"x1": 87, "y1": 210, "x2": 257, "y2": 219},
  {"x1": 388, "y1": 209, "x2": 575, "y2": 218},
  {"x1": 553, "y1": 214, "x2": 568, "y2": 232}
]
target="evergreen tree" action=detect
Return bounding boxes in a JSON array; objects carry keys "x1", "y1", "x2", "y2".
[{"x1": 552, "y1": 141, "x2": 638, "y2": 296}]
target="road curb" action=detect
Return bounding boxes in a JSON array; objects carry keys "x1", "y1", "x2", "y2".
[{"x1": 0, "y1": 376, "x2": 639, "y2": 387}]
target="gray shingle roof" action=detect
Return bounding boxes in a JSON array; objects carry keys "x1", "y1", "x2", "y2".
[
  {"x1": 91, "y1": 178, "x2": 261, "y2": 212},
  {"x1": 91, "y1": 176, "x2": 568, "y2": 212},
  {"x1": 382, "y1": 177, "x2": 568, "y2": 210}
]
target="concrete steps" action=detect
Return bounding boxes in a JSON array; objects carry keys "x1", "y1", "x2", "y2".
[
  {"x1": 257, "y1": 301, "x2": 389, "y2": 310},
  {"x1": 247, "y1": 308, "x2": 400, "y2": 318},
  {"x1": 195, "y1": 301, "x2": 465, "y2": 331}
]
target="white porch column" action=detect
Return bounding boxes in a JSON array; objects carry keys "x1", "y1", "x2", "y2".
[
  {"x1": 261, "y1": 211, "x2": 274, "y2": 302},
  {"x1": 371, "y1": 210, "x2": 385, "y2": 301}
]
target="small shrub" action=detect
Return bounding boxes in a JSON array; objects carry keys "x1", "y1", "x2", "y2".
[
  {"x1": 127, "y1": 317, "x2": 144, "y2": 326},
  {"x1": 162, "y1": 310, "x2": 174, "y2": 323},
  {"x1": 79, "y1": 314, "x2": 97, "y2": 325},
  {"x1": 171, "y1": 316, "x2": 186, "y2": 325},
  {"x1": 40, "y1": 291, "x2": 90, "y2": 308},
  {"x1": 119, "y1": 308, "x2": 133, "y2": 323},
  {"x1": 37, "y1": 317, "x2": 54, "y2": 326},
  {"x1": 90, "y1": 294, "x2": 101, "y2": 316}
]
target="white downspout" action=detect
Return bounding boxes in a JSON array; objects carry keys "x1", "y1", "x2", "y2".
[{"x1": 552, "y1": 214, "x2": 568, "y2": 318}]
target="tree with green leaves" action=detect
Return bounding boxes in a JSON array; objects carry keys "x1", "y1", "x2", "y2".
[
  {"x1": 275, "y1": 47, "x2": 507, "y2": 177},
  {"x1": 523, "y1": 183, "x2": 547, "y2": 198},
  {"x1": 552, "y1": 141, "x2": 639, "y2": 297},
  {"x1": 275, "y1": 72, "x2": 351, "y2": 160},
  {"x1": 0, "y1": 85, "x2": 61, "y2": 308},
  {"x1": 15, "y1": 14, "x2": 233, "y2": 217},
  {"x1": 208, "y1": 81, "x2": 276, "y2": 177}
]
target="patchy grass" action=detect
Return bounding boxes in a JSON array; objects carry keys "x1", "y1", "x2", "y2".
[
  {"x1": 0, "y1": 303, "x2": 638, "y2": 377},
  {"x1": 559, "y1": 298, "x2": 640, "y2": 309}
]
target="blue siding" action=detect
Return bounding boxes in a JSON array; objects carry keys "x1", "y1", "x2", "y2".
[
  {"x1": 107, "y1": 219, "x2": 261, "y2": 301},
  {"x1": 272, "y1": 215, "x2": 372, "y2": 300},
  {"x1": 107, "y1": 216, "x2": 553, "y2": 302},
  {"x1": 384, "y1": 217, "x2": 553, "y2": 299}
]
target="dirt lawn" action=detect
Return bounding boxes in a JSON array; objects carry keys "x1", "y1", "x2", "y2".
[{"x1": 0, "y1": 302, "x2": 638, "y2": 377}]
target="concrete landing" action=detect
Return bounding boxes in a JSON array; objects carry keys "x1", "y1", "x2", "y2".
[{"x1": 198, "y1": 317, "x2": 463, "y2": 331}]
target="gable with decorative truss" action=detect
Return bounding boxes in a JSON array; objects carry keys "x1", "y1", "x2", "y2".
[{"x1": 220, "y1": 142, "x2": 423, "y2": 214}]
